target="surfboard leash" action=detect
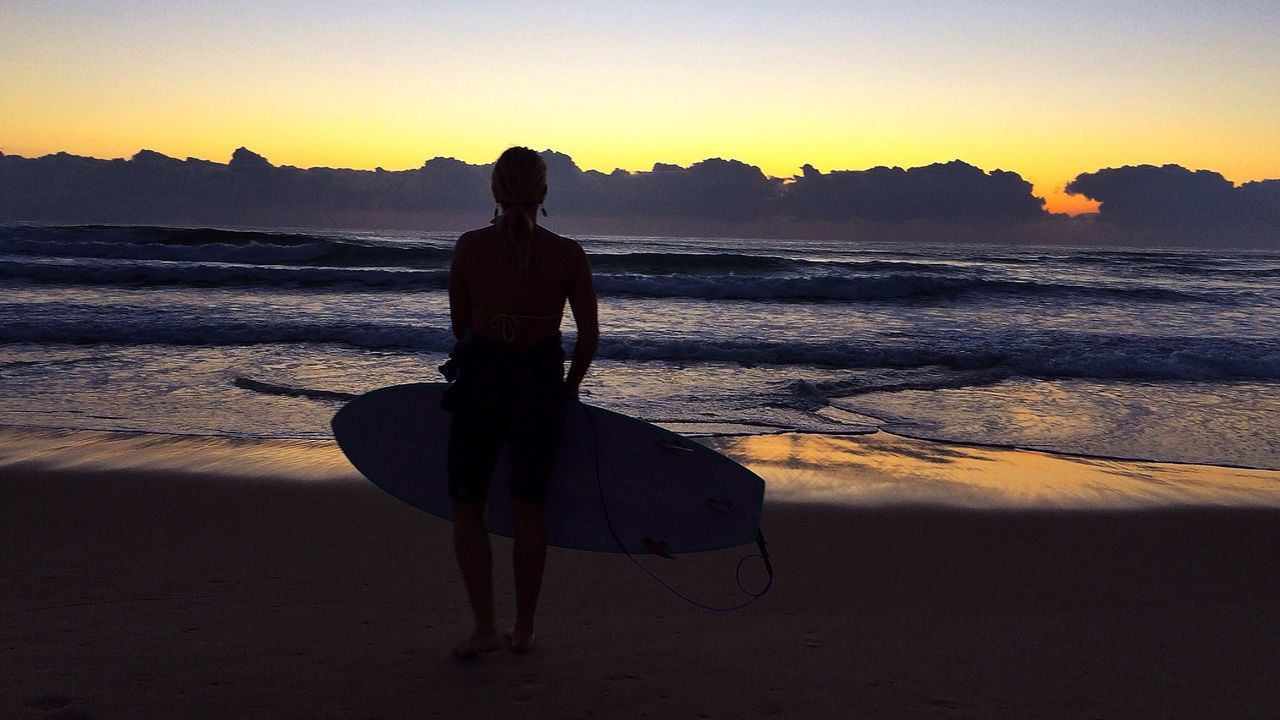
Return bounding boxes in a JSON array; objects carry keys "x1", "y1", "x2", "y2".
[{"x1": 582, "y1": 404, "x2": 774, "y2": 612}]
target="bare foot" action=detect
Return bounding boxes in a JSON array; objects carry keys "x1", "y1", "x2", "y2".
[
  {"x1": 452, "y1": 630, "x2": 500, "y2": 658},
  {"x1": 504, "y1": 627, "x2": 535, "y2": 654}
]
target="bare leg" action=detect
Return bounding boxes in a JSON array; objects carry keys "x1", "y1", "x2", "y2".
[
  {"x1": 509, "y1": 498, "x2": 546, "y2": 652},
  {"x1": 451, "y1": 499, "x2": 498, "y2": 656}
]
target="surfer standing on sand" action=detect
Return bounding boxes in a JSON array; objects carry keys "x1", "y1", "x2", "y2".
[{"x1": 442, "y1": 146, "x2": 599, "y2": 656}]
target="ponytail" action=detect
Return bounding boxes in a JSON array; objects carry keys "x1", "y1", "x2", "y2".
[
  {"x1": 493, "y1": 204, "x2": 535, "y2": 273},
  {"x1": 490, "y1": 147, "x2": 548, "y2": 274}
]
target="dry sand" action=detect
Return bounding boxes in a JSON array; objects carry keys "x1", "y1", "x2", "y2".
[{"x1": 2, "y1": 428, "x2": 1278, "y2": 719}]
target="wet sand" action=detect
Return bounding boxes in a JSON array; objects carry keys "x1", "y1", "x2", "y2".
[{"x1": 2, "y1": 427, "x2": 1278, "y2": 719}]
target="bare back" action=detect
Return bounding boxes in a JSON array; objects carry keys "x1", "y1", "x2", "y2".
[{"x1": 449, "y1": 224, "x2": 594, "y2": 347}]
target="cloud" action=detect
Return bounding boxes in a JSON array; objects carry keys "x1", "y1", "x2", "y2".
[
  {"x1": 561, "y1": 157, "x2": 778, "y2": 220},
  {"x1": 0, "y1": 148, "x2": 1046, "y2": 228},
  {"x1": 2, "y1": 149, "x2": 1274, "y2": 247},
  {"x1": 1065, "y1": 164, "x2": 1280, "y2": 231},
  {"x1": 1237, "y1": 179, "x2": 1280, "y2": 227},
  {"x1": 781, "y1": 160, "x2": 1046, "y2": 222},
  {"x1": 229, "y1": 147, "x2": 272, "y2": 170}
]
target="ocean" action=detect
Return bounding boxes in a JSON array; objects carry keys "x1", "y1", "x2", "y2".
[{"x1": 2, "y1": 223, "x2": 1277, "y2": 470}]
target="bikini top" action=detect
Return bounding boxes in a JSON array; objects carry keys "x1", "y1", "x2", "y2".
[{"x1": 474, "y1": 307, "x2": 562, "y2": 343}]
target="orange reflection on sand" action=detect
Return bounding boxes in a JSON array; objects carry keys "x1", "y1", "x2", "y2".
[
  {"x1": 708, "y1": 432, "x2": 1280, "y2": 508},
  {"x1": 6, "y1": 427, "x2": 1278, "y2": 508},
  {"x1": 0, "y1": 427, "x2": 360, "y2": 482}
]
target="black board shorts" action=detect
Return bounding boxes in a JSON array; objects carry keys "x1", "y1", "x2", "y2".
[{"x1": 442, "y1": 331, "x2": 565, "y2": 503}]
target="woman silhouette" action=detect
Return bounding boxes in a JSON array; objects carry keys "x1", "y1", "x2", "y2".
[{"x1": 443, "y1": 146, "x2": 598, "y2": 655}]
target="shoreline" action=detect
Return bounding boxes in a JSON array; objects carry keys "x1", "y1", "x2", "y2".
[{"x1": 3, "y1": 424, "x2": 1276, "y2": 511}]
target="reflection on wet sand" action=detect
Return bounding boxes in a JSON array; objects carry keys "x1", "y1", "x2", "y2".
[
  {"x1": 0, "y1": 427, "x2": 359, "y2": 482},
  {"x1": 707, "y1": 432, "x2": 1280, "y2": 508},
  {"x1": 3, "y1": 426, "x2": 1277, "y2": 508}
]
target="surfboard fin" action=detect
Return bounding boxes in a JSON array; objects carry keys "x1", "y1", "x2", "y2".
[
  {"x1": 642, "y1": 537, "x2": 676, "y2": 559},
  {"x1": 657, "y1": 439, "x2": 695, "y2": 452}
]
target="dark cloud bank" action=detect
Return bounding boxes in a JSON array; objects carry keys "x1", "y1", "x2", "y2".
[{"x1": 1, "y1": 148, "x2": 1275, "y2": 248}]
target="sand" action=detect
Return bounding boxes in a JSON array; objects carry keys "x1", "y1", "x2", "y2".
[{"x1": 2, "y1": 427, "x2": 1278, "y2": 719}]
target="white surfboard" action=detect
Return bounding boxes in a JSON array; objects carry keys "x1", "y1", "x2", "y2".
[{"x1": 331, "y1": 383, "x2": 765, "y2": 554}]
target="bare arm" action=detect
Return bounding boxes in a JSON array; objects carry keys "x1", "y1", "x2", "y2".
[
  {"x1": 564, "y1": 245, "x2": 598, "y2": 400},
  {"x1": 448, "y1": 237, "x2": 471, "y2": 341}
]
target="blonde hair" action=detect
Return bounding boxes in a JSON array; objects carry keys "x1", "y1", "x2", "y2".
[{"x1": 491, "y1": 147, "x2": 547, "y2": 273}]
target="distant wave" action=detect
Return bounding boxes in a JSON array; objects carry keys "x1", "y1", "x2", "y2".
[
  {"x1": 592, "y1": 273, "x2": 1216, "y2": 302},
  {"x1": 4, "y1": 225, "x2": 329, "y2": 247},
  {"x1": 0, "y1": 258, "x2": 450, "y2": 289},
  {"x1": 0, "y1": 226, "x2": 454, "y2": 268},
  {"x1": 3, "y1": 317, "x2": 1275, "y2": 384},
  {"x1": 588, "y1": 252, "x2": 947, "y2": 275},
  {"x1": 0, "y1": 256, "x2": 1235, "y2": 304},
  {"x1": 0, "y1": 236, "x2": 456, "y2": 268},
  {"x1": 0, "y1": 315, "x2": 456, "y2": 349},
  {"x1": 4, "y1": 225, "x2": 1272, "y2": 302},
  {"x1": 4, "y1": 226, "x2": 970, "y2": 275},
  {"x1": 1, "y1": 236, "x2": 958, "y2": 277}
]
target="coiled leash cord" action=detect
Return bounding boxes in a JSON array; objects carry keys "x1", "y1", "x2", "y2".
[{"x1": 582, "y1": 403, "x2": 774, "y2": 611}]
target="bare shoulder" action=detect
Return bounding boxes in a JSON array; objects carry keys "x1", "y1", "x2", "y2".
[
  {"x1": 457, "y1": 226, "x2": 495, "y2": 246},
  {"x1": 538, "y1": 227, "x2": 587, "y2": 262},
  {"x1": 455, "y1": 226, "x2": 496, "y2": 259}
]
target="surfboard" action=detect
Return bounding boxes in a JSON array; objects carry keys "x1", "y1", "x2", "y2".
[{"x1": 331, "y1": 383, "x2": 765, "y2": 554}]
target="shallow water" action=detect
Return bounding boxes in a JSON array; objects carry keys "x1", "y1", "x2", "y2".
[{"x1": 2, "y1": 224, "x2": 1277, "y2": 468}]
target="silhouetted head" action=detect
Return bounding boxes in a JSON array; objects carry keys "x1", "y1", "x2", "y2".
[
  {"x1": 492, "y1": 146, "x2": 547, "y2": 210},
  {"x1": 491, "y1": 147, "x2": 547, "y2": 272}
]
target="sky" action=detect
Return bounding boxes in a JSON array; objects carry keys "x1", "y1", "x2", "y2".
[{"x1": 2, "y1": 0, "x2": 1278, "y2": 214}]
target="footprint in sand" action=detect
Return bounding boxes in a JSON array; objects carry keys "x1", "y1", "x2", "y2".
[
  {"x1": 25, "y1": 695, "x2": 72, "y2": 711},
  {"x1": 23, "y1": 695, "x2": 93, "y2": 719},
  {"x1": 511, "y1": 673, "x2": 540, "y2": 703}
]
